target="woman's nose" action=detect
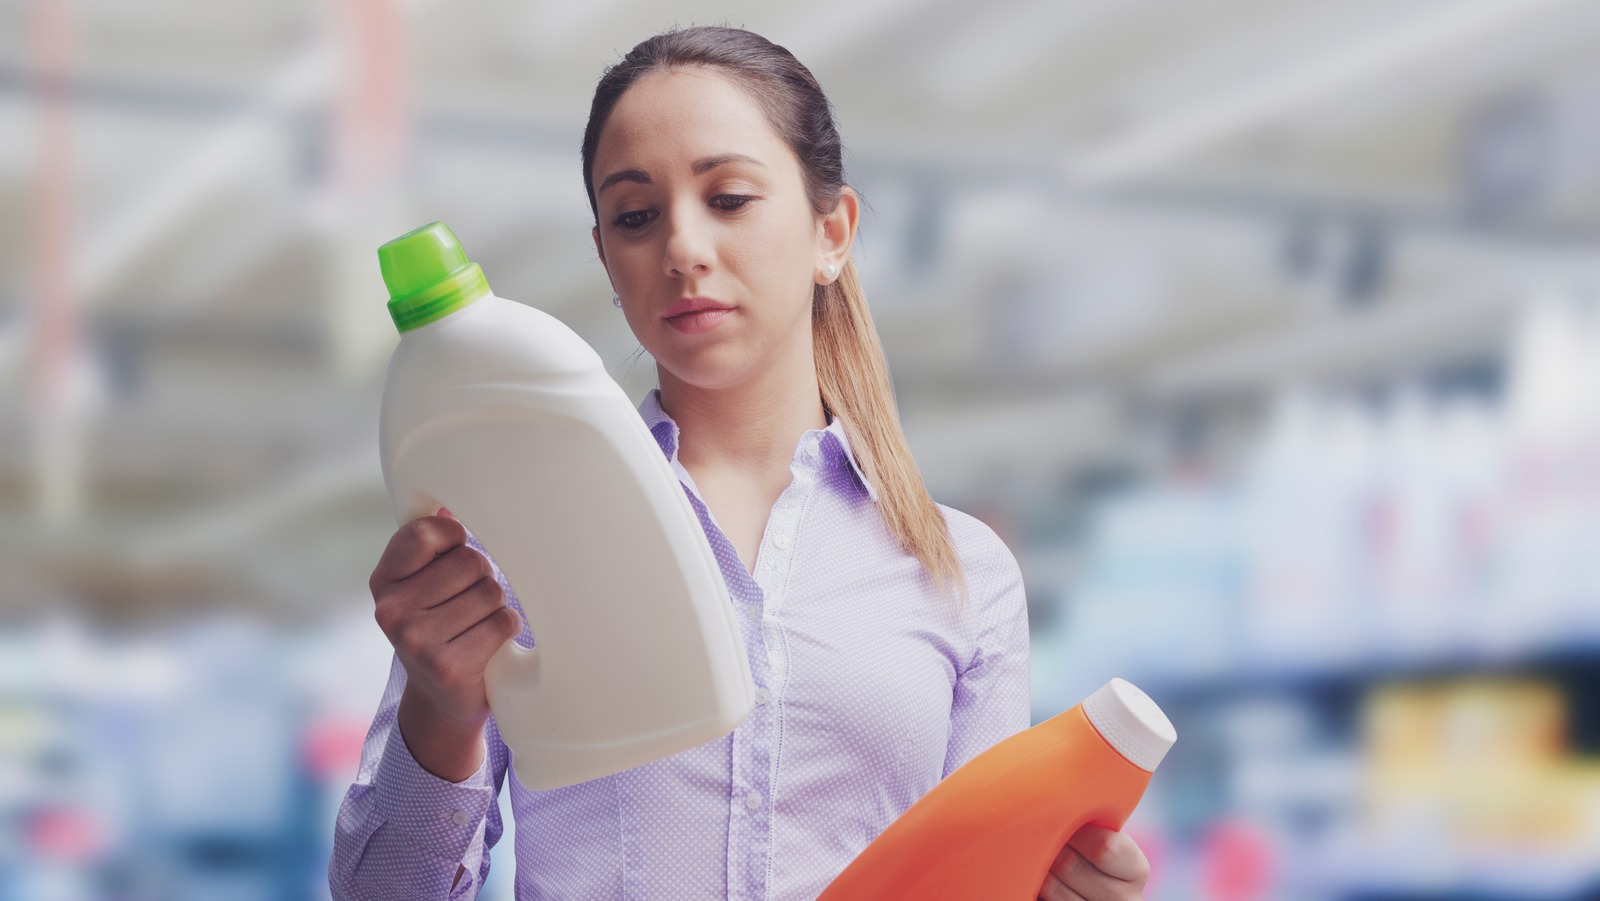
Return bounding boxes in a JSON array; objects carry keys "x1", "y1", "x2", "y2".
[{"x1": 661, "y1": 209, "x2": 713, "y2": 278}]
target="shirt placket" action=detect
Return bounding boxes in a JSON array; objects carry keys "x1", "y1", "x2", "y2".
[
  {"x1": 664, "y1": 459, "x2": 772, "y2": 901},
  {"x1": 728, "y1": 431, "x2": 823, "y2": 900},
  {"x1": 660, "y1": 423, "x2": 826, "y2": 901}
]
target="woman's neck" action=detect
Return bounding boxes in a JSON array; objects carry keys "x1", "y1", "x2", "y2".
[{"x1": 657, "y1": 362, "x2": 828, "y2": 481}]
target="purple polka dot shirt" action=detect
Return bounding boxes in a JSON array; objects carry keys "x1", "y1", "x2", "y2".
[{"x1": 329, "y1": 388, "x2": 1031, "y2": 899}]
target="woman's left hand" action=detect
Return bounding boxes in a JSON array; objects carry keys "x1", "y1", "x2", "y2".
[{"x1": 1037, "y1": 824, "x2": 1148, "y2": 901}]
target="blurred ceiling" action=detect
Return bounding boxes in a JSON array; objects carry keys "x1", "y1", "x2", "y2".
[{"x1": 2, "y1": 0, "x2": 1599, "y2": 620}]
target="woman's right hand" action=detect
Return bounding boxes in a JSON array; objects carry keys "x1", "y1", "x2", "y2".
[{"x1": 369, "y1": 508, "x2": 523, "y2": 780}]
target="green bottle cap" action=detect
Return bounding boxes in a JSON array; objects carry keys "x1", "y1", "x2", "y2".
[{"x1": 378, "y1": 221, "x2": 491, "y2": 332}]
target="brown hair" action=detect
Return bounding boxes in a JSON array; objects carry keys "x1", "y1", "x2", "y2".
[{"x1": 582, "y1": 26, "x2": 968, "y2": 606}]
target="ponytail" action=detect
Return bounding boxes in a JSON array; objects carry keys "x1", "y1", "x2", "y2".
[{"x1": 814, "y1": 260, "x2": 970, "y2": 608}]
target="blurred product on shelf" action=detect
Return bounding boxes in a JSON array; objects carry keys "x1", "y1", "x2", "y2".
[
  {"x1": 0, "y1": 613, "x2": 392, "y2": 901},
  {"x1": 1053, "y1": 292, "x2": 1600, "y2": 692},
  {"x1": 1363, "y1": 679, "x2": 1600, "y2": 854},
  {"x1": 1496, "y1": 294, "x2": 1600, "y2": 653},
  {"x1": 1033, "y1": 292, "x2": 1600, "y2": 899}
]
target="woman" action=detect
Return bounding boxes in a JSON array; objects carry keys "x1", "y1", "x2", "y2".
[{"x1": 331, "y1": 26, "x2": 1149, "y2": 901}]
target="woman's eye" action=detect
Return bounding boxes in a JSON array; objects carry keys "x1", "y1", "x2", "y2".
[
  {"x1": 613, "y1": 209, "x2": 656, "y2": 231},
  {"x1": 711, "y1": 194, "x2": 753, "y2": 212}
]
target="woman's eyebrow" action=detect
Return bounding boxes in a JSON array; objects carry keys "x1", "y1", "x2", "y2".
[
  {"x1": 597, "y1": 154, "x2": 766, "y2": 198},
  {"x1": 597, "y1": 168, "x2": 650, "y2": 197},
  {"x1": 691, "y1": 153, "x2": 764, "y2": 174}
]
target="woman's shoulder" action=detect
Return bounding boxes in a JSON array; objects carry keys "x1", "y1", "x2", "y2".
[
  {"x1": 935, "y1": 502, "x2": 1024, "y2": 590},
  {"x1": 934, "y1": 502, "x2": 1012, "y2": 554}
]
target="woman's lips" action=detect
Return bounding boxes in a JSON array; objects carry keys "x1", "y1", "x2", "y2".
[{"x1": 665, "y1": 308, "x2": 733, "y2": 334}]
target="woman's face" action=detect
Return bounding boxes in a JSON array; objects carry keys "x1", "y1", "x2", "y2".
[{"x1": 590, "y1": 68, "x2": 848, "y2": 391}]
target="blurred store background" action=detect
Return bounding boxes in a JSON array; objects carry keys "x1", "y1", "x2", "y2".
[{"x1": 3, "y1": 0, "x2": 1600, "y2": 898}]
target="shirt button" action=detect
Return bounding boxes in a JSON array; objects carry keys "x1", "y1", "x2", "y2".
[
  {"x1": 805, "y1": 436, "x2": 820, "y2": 455},
  {"x1": 754, "y1": 688, "x2": 770, "y2": 705},
  {"x1": 774, "y1": 535, "x2": 791, "y2": 550},
  {"x1": 450, "y1": 810, "x2": 469, "y2": 826},
  {"x1": 745, "y1": 790, "x2": 763, "y2": 810}
]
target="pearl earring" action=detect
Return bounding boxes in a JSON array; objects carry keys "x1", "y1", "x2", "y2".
[
  {"x1": 612, "y1": 293, "x2": 622, "y2": 308},
  {"x1": 824, "y1": 263, "x2": 838, "y2": 280}
]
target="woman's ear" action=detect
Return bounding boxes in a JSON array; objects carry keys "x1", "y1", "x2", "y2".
[{"x1": 815, "y1": 186, "x2": 861, "y2": 282}]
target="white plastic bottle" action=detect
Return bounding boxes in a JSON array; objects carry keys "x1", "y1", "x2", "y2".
[{"x1": 376, "y1": 221, "x2": 755, "y2": 790}]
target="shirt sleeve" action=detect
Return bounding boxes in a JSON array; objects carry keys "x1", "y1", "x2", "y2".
[
  {"x1": 942, "y1": 529, "x2": 1032, "y2": 778},
  {"x1": 328, "y1": 531, "x2": 529, "y2": 900}
]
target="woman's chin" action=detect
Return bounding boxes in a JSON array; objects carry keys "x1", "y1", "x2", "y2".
[{"x1": 656, "y1": 352, "x2": 763, "y2": 394}]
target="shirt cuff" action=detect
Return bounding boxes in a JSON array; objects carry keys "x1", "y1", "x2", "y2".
[{"x1": 373, "y1": 721, "x2": 496, "y2": 864}]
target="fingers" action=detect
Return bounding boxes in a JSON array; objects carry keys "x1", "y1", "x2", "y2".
[
  {"x1": 415, "y1": 589, "x2": 516, "y2": 677},
  {"x1": 409, "y1": 586, "x2": 521, "y2": 693},
  {"x1": 1068, "y1": 826, "x2": 1149, "y2": 885},
  {"x1": 446, "y1": 601, "x2": 523, "y2": 664},
  {"x1": 374, "y1": 544, "x2": 495, "y2": 641},
  {"x1": 409, "y1": 545, "x2": 498, "y2": 612},
  {"x1": 1045, "y1": 844, "x2": 1123, "y2": 901},
  {"x1": 382, "y1": 575, "x2": 516, "y2": 682},
  {"x1": 1042, "y1": 827, "x2": 1149, "y2": 901},
  {"x1": 431, "y1": 574, "x2": 511, "y2": 644},
  {"x1": 1038, "y1": 871, "x2": 1090, "y2": 901},
  {"x1": 372, "y1": 514, "x2": 468, "y2": 585},
  {"x1": 373, "y1": 544, "x2": 491, "y2": 639}
]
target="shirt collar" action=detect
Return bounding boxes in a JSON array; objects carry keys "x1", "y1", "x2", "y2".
[{"x1": 637, "y1": 388, "x2": 878, "y2": 503}]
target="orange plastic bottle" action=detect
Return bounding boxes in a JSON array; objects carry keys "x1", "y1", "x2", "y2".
[{"x1": 818, "y1": 678, "x2": 1176, "y2": 901}]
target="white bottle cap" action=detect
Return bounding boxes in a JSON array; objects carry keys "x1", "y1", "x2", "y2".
[{"x1": 1082, "y1": 678, "x2": 1177, "y2": 772}]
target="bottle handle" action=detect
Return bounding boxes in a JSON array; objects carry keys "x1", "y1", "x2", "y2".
[
  {"x1": 394, "y1": 486, "x2": 443, "y2": 526},
  {"x1": 484, "y1": 636, "x2": 540, "y2": 703}
]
